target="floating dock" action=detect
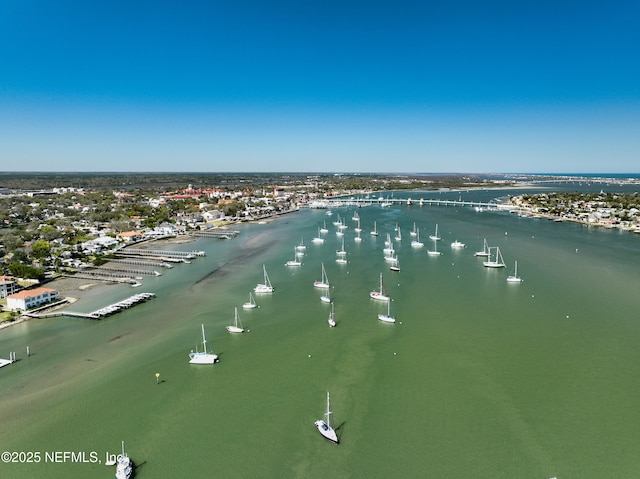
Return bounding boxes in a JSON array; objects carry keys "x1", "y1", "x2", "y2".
[{"x1": 26, "y1": 293, "x2": 156, "y2": 320}]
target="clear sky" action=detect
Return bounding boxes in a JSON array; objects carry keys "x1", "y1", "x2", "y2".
[{"x1": 1, "y1": 0, "x2": 638, "y2": 173}]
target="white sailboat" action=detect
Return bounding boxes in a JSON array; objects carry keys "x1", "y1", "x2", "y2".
[
  {"x1": 320, "y1": 285, "x2": 331, "y2": 303},
  {"x1": 409, "y1": 222, "x2": 417, "y2": 237},
  {"x1": 383, "y1": 233, "x2": 394, "y2": 254},
  {"x1": 507, "y1": 261, "x2": 523, "y2": 282},
  {"x1": 450, "y1": 240, "x2": 465, "y2": 248},
  {"x1": 332, "y1": 213, "x2": 341, "y2": 226},
  {"x1": 312, "y1": 227, "x2": 325, "y2": 243},
  {"x1": 354, "y1": 217, "x2": 362, "y2": 233},
  {"x1": 115, "y1": 441, "x2": 133, "y2": 479},
  {"x1": 370, "y1": 221, "x2": 378, "y2": 236},
  {"x1": 395, "y1": 226, "x2": 402, "y2": 242},
  {"x1": 328, "y1": 302, "x2": 336, "y2": 327},
  {"x1": 474, "y1": 238, "x2": 490, "y2": 257},
  {"x1": 226, "y1": 307, "x2": 245, "y2": 333},
  {"x1": 410, "y1": 228, "x2": 424, "y2": 248},
  {"x1": 296, "y1": 237, "x2": 307, "y2": 251},
  {"x1": 314, "y1": 263, "x2": 330, "y2": 289},
  {"x1": 429, "y1": 224, "x2": 441, "y2": 241},
  {"x1": 314, "y1": 391, "x2": 339, "y2": 444},
  {"x1": 378, "y1": 300, "x2": 396, "y2": 323},
  {"x1": 389, "y1": 255, "x2": 400, "y2": 272},
  {"x1": 242, "y1": 291, "x2": 257, "y2": 309},
  {"x1": 483, "y1": 246, "x2": 506, "y2": 268},
  {"x1": 189, "y1": 324, "x2": 219, "y2": 364},
  {"x1": 384, "y1": 249, "x2": 397, "y2": 262},
  {"x1": 427, "y1": 239, "x2": 441, "y2": 256},
  {"x1": 320, "y1": 220, "x2": 329, "y2": 234},
  {"x1": 354, "y1": 229, "x2": 362, "y2": 242},
  {"x1": 336, "y1": 237, "x2": 347, "y2": 256},
  {"x1": 369, "y1": 273, "x2": 390, "y2": 301},
  {"x1": 254, "y1": 265, "x2": 274, "y2": 293},
  {"x1": 352, "y1": 210, "x2": 360, "y2": 221},
  {"x1": 285, "y1": 247, "x2": 302, "y2": 266}
]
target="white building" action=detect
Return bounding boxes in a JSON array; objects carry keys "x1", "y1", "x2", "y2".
[
  {"x1": 7, "y1": 287, "x2": 60, "y2": 311},
  {"x1": 0, "y1": 276, "x2": 19, "y2": 299}
]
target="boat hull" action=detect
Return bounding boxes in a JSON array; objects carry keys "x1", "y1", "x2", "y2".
[
  {"x1": 189, "y1": 353, "x2": 218, "y2": 364},
  {"x1": 370, "y1": 292, "x2": 390, "y2": 301},
  {"x1": 378, "y1": 314, "x2": 396, "y2": 323},
  {"x1": 314, "y1": 420, "x2": 339, "y2": 443}
]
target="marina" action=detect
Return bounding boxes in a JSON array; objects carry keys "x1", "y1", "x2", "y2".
[{"x1": 1, "y1": 184, "x2": 639, "y2": 479}]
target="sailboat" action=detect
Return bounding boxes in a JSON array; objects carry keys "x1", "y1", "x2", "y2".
[
  {"x1": 450, "y1": 240, "x2": 465, "y2": 248},
  {"x1": 328, "y1": 303, "x2": 336, "y2": 327},
  {"x1": 429, "y1": 224, "x2": 441, "y2": 241},
  {"x1": 411, "y1": 228, "x2": 424, "y2": 248},
  {"x1": 336, "y1": 237, "x2": 347, "y2": 262},
  {"x1": 314, "y1": 263, "x2": 330, "y2": 289},
  {"x1": 115, "y1": 441, "x2": 133, "y2": 479},
  {"x1": 226, "y1": 307, "x2": 245, "y2": 333},
  {"x1": 474, "y1": 238, "x2": 490, "y2": 257},
  {"x1": 296, "y1": 237, "x2": 307, "y2": 251},
  {"x1": 354, "y1": 229, "x2": 362, "y2": 242},
  {"x1": 370, "y1": 221, "x2": 378, "y2": 236},
  {"x1": 384, "y1": 248, "x2": 397, "y2": 262},
  {"x1": 189, "y1": 324, "x2": 219, "y2": 364},
  {"x1": 507, "y1": 261, "x2": 523, "y2": 282},
  {"x1": 427, "y1": 239, "x2": 441, "y2": 256},
  {"x1": 242, "y1": 291, "x2": 257, "y2": 309},
  {"x1": 352, "y1": 210, "x2": 360, "y2": 221},
  {"x1": 320, "y1": 220, "x2": 329, "y2": 234},
  {"x1": 369, "y1": 273, "x2": 390, "y2": 301},
  {"x1": 378, "y1": 300, "x2": 396, "y2": 323},
  {"x1": 483, "y1": 246, "x2": 506, "y2": 268},
  {"x1": 332, "y1": 213, "x2": 341, "y2": 226},
  {"x1": 409, "y1": 222, "x2": 417, "y2": 237},
  {"x1": 383, "y1": 233, "x2": 394, "y2": 254},
  {"x1": 254, "y1": 265, "x2": 274, "y2": 293},
  {"x1": 312, "y1": 227, "x2": 325, "y2": 243},
  {"x1": 395, "y1": 226, "x2": 402, "y2": 242},
  {"x1": 320, "y1": 285, "x2": 331, "y2": 303},
  {"x1": 354, "y1": 217, "x2": 362, "y2": 233},
  {"x1": 389, "y1": 255, "x2": 400, "y2": 272},
  {"x1": 285, "y1": 247, "x2": 302, "y2": 266},
  {"x1": 314, "y1": 391, "x2": 339, "y2": 444}
]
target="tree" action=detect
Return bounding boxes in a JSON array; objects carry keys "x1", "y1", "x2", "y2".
[{"x1": 31, "y1": 240, "x2": 51, "y2": 259}]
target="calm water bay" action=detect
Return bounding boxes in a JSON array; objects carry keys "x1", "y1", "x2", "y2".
[{"x1": 1, "y1": 186, "x2": 640, "y2": 479}]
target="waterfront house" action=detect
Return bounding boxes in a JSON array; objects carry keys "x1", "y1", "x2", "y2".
[
  {"x1": 0, "y1": 276, "x2": 19, "y2": 299},
  {"x1": 7, "y1": 287, "x2": 60, "y2": 311}
]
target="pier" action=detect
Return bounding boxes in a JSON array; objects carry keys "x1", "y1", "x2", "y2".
[
  {"x1": 25, "y1": 293, "x2": 156, "y2": 320},
  {"x1": 188, "y1": 230, "x2": 240, "y2": 239},
  {"x1": 108, "y1": 257, "x2": 174, "y2": 269},
  {"x1": 121, "y1": 248, "x2": 205, "y2": 258}
]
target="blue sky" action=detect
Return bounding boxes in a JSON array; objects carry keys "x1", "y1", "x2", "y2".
[{"x1": 1, "y1": 0, "x2": 638, "y2": 173}]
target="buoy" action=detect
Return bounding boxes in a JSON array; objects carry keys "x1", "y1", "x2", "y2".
[{"x1": 308, "y1": 354, "x2": 311, "y2": 358}]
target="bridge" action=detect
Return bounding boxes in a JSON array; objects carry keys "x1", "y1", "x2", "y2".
[{"x1": 311, "y1": 197, "x2": 515, "y2": 210}]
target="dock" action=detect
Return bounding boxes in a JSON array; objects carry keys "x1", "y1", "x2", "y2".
[
  {"x1": 25, "y1": 293, "x2": 156, "y2": 320},
  {"x1": 188, "y1": 230, "x2": 240, "y2": 239}
]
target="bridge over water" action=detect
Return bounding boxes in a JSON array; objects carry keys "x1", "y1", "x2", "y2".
[{"x1": 312, "y1": 197, "x2": 515, "y2": 210}]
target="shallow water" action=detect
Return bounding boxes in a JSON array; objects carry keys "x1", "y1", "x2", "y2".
[{"x1": 1, "y1": 187, "x2": 639, "y2": 479}]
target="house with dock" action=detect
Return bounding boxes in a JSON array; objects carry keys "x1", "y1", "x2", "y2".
[{"x1": 6, "y1": 287, "x2": 60, "y2": 311}]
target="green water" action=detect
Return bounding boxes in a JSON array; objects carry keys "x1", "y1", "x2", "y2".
[{"x1": 1, "y1": 190, "x2": 640, "y2": 479}]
